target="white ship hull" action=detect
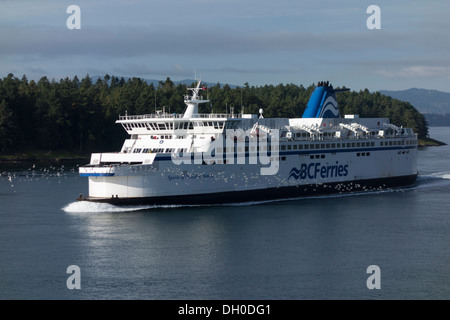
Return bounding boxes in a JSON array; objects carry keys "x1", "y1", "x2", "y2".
[{"x1": 81, "y1": 143, "x2": 418, "y2": 205}]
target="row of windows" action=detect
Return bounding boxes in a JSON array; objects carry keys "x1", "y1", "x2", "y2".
[
  {"x1": 213, "y1": 141, "x2": 378, "y2": 153},
  {"x1": 207, "y1": 156, "x2": 288, "y2": 165},
  {"x1": 294, "y1": 132, "x2": 337, "y2": 138},
  {"x1": 280, "y1": 141, "x2": 376, "y2": 151},
  {"x1": 131, "y1": 147, "x2": 411, "y2": 157},
  {"x1": 131, "y1": 139, "x2": 415, "y2": 154},
  {"x1": 130, "y1": 136, "x2": 416, "y2": 153},
  {"x1": 273, "y1": 139, "x2": 414, "y2": 151},
  {"x1": 133, "y1": 139, "x2": 414, "y2": 149},
  {"x1": 310, "y1": 154, "x2": 326, "y2": 159},
  {"x1": 380, "y1": 140, "x2": 416, "y2": 146},
  {"x1": 306, "y1": 152, "x2": 371, "y2": 158},
  {"x1": 124, "y1": 121, "x2": 226, "y2": 131},
  {"x1": 222, "y1": 139, "x2": 413, "y2": 151},
  {"x1": 132, "y1": 148, "x2": 180, "y2": 154}
]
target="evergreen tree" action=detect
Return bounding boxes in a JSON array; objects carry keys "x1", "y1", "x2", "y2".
[{"x1": 0, "y1": 99, "x2": 17, "y2": 152}]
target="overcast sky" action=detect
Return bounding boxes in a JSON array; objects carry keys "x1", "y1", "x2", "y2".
[{"x1": 1, "y1": 0, "x2": 450, "y2": 92}]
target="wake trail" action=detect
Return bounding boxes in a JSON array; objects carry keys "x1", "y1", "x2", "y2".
[{"x1": 62, "y1": 201, "x2": 186, "y2": 213}]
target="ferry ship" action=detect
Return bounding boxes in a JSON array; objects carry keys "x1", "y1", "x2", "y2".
[{"x1": 78, "y1": 80, "x2": 418, "y2": 205}]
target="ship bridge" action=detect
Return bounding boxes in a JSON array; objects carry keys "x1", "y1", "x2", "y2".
[{"x1": 116, "y1": 113, "x2": 231, "y2": 137}]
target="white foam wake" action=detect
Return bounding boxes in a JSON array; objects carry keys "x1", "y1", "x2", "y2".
[
  {"x1": 62, "y1": 201, "x2": 162, "y2": 213},
  {"x1": 412, "y1": 172, "x2": 450, "y2": 190},
  {"x1": 426, "y1": 172, "x2": 450, "y2": 180}
]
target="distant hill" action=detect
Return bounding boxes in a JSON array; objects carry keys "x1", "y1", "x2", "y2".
[
  {"x1": 379, "y1": 88, "x2": 450, "y2": 126},
  {"x1": 379, "y1": 88, "x2": 450, "y2": 114}
]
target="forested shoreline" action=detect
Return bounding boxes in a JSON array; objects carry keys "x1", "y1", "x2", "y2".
[{"x1": 0, "y1": 73, "x2": 429, "y2": 156}]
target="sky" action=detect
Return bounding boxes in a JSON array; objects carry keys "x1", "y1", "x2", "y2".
[{"x1": 1, "y1": 0, "x2": 450, "y2": 92}]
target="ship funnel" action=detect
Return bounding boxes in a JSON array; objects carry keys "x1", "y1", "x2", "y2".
[{"x1": 302, "y1": 81, "x2": 348, "y2": 118}]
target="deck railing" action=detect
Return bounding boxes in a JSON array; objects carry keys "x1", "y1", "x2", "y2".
[{"x1": 118, "y1": 113, "x2": 234, "y2": 120}]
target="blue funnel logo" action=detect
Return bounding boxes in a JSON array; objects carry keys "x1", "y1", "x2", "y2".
[{"x1": 302, "y1": 81, "x2": 344, "y2": 118}]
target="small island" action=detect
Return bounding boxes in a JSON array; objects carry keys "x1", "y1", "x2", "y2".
[
  {"x1": 0, "y1": 73, "x2": 445, "y2": 162},
  {"x1": 419, "y1": 137, "x2": 447, "y2": 147}
]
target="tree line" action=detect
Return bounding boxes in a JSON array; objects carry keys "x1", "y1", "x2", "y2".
[{"x1": 0, "y1": 73, "x2": 428, "y2": 154}]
